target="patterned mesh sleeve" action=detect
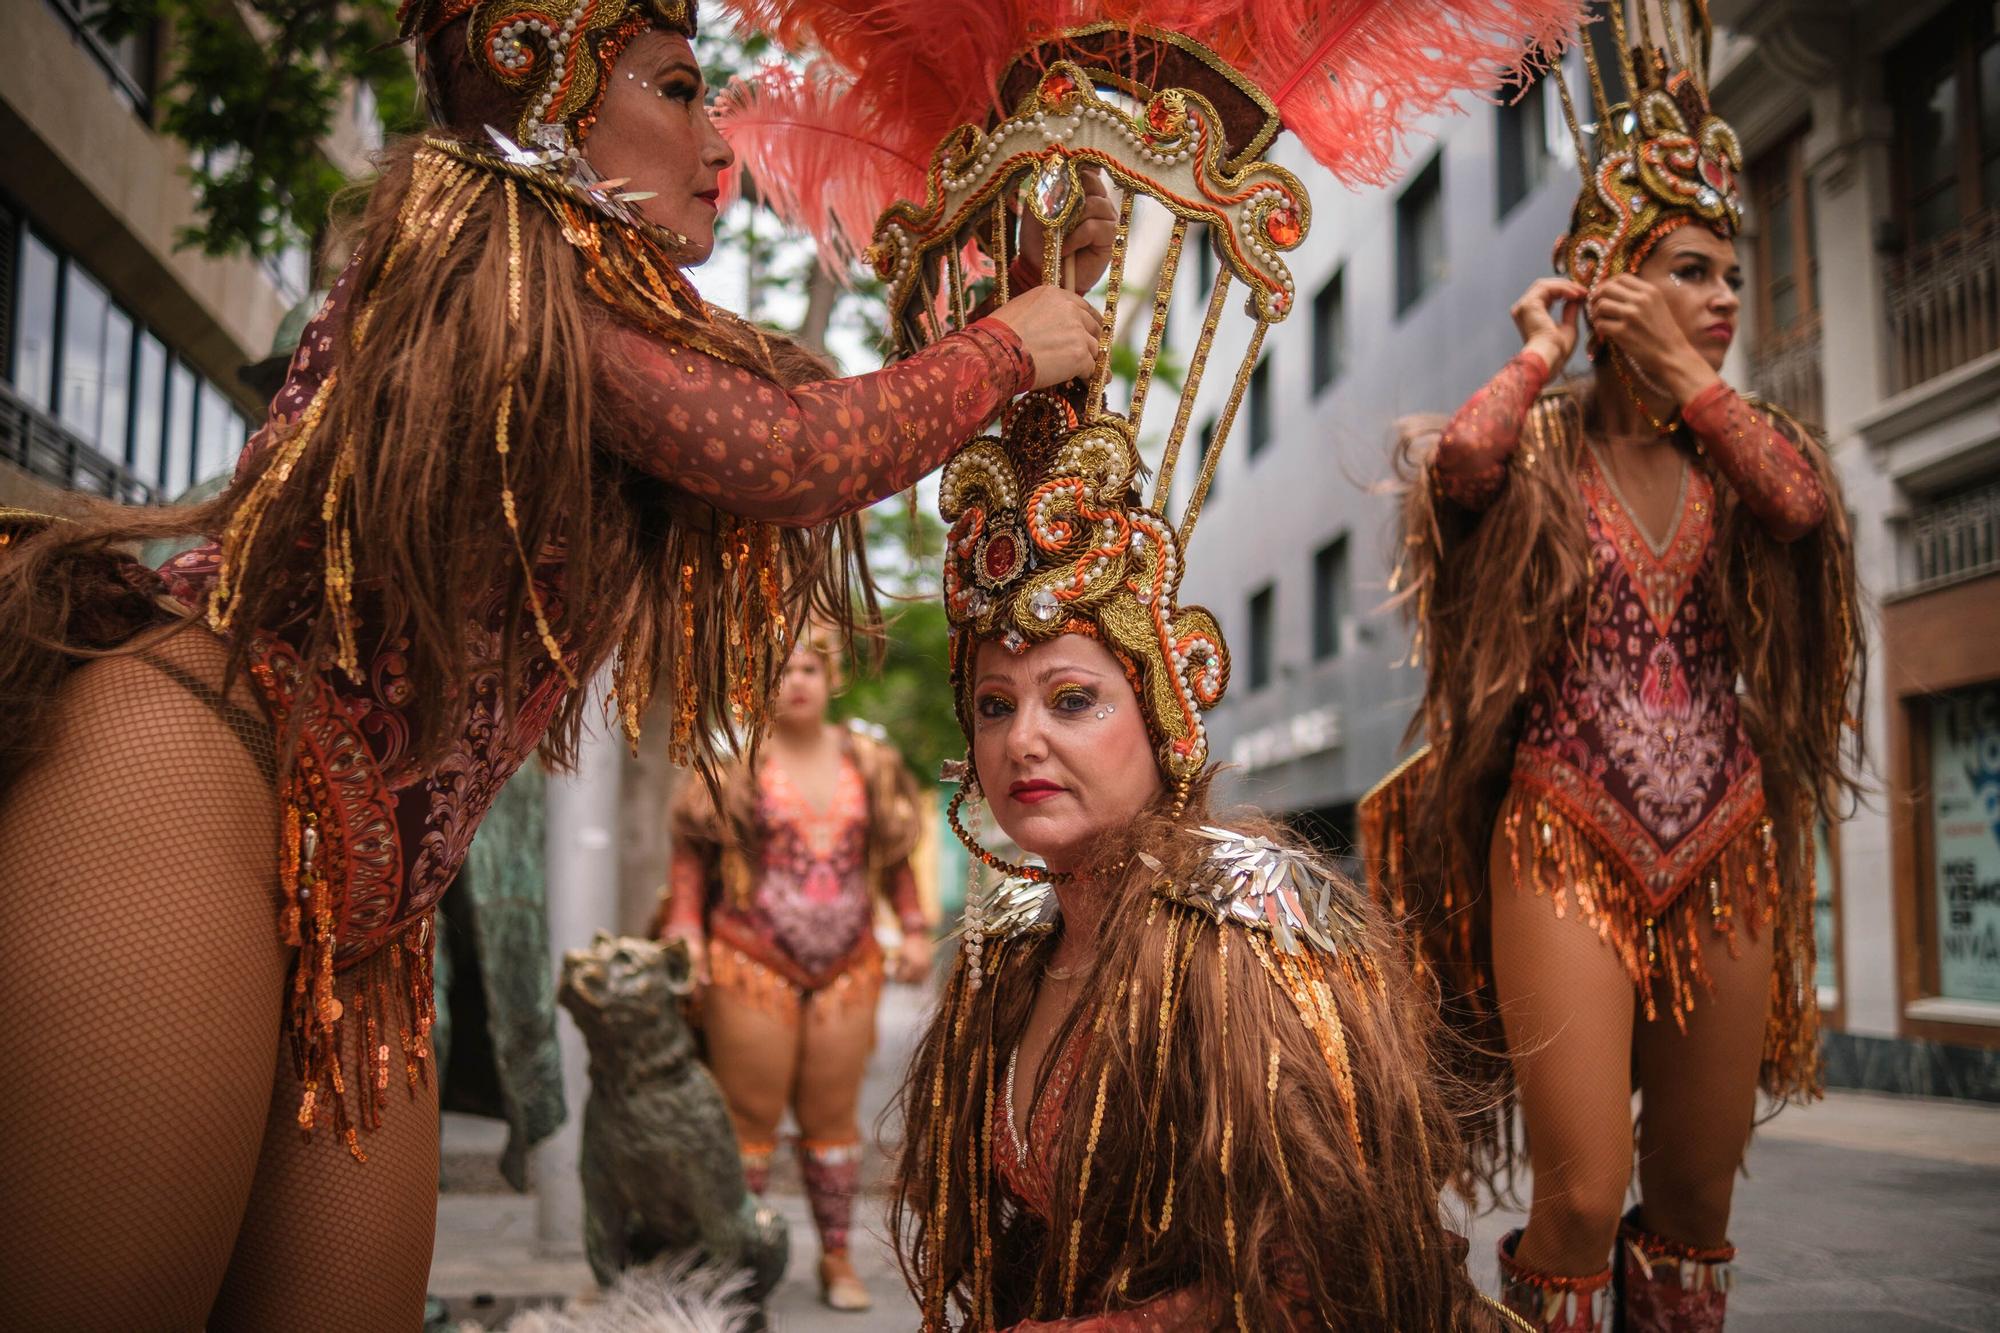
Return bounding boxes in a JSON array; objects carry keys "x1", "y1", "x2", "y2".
[
  {"x1": 1431, "y1": 350, "x2": 1553, "y2": 510},
  {"x1": 1680, "y1": 380, "x2": 1828, "y2": 541},
  {"x1": 594, "y1": 318, "x2": 1034, "y2": 525}
]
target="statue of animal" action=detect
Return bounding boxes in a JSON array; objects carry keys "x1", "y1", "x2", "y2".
[{"x1": 557, "y1": 933, "x2": 787, "y2": 1303}]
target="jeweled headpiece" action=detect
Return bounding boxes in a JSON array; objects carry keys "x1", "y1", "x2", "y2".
[
  {"x1": 398, "y1": 0, "x2": 696, "y2": 150},
  {"x1": 1550, "y1": 0, "x2": 1740, "y2": 292},
  {"x1": 716, "y1": 1, "x2": 1580, "y2": 820}
]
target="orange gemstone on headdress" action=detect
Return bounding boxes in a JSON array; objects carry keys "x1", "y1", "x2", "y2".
[
  {"x1": 1146, "y1": 93, "x2": 1187, "y2": 137},
  {"x1": 1264, "y1": 207, "x2": 1301, "y2": 247},
  {"x1": 1041, "y1": 74, "x2": 1076, "y2": 107}
]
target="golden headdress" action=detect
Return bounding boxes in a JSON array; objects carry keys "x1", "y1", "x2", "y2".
[
  {"x1": 713, "y1": 1, "x2": 1583, "y2": 871},
  {"x1": 1550, "y1": 0, "x2": 1742, "y2": 292},
  {"x1": 398, "y1": 0, "x2": 696, "y2": 153}
]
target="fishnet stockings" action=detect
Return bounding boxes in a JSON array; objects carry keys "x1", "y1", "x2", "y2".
[{"x1": 0, "y1": 627, "x2": 439, "y2": 1330}]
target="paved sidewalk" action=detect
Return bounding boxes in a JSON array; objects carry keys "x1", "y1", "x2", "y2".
[{"x1": 433, "y1": 985, "x2": 2000, "y2": 1330}]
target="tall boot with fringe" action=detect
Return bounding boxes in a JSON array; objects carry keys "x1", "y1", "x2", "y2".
[
  {"x1": 1498, "y1": 1230, "x2": 1613, "y2": 1332},
  {"x1": 799, "y1": 1137, "x2": 868, "y2": 1312},
  {"x1": 1617, "y1": 1208, "x2": 1733, "y2": 1332}
]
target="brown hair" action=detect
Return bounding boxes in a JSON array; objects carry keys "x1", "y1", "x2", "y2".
[
  {"x1": 0, "y1": 124, "x2": 865, "y2": 790},
  {"x1": 893, "y1": 776, "x2": 1502, "y2": 1330}
]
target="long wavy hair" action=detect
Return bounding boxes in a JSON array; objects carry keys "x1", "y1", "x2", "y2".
[
  {"x1": 0, "y1": 20, "x2": 869, "y2": 790},
  {"x1": 893, "y1": 774, "x2": 1504, "y2": 1330}
]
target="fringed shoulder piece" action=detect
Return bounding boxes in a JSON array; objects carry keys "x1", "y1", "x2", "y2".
[{"x1": 1151, "y1": 826, "x2": 1370, "y2": 957}]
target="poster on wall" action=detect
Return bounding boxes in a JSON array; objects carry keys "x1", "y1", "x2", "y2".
[{"x1": 1932, "y1": 682, "x2": 2000, "y2": 1002}]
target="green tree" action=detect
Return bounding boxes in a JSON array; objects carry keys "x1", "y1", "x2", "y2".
[{"x1": 91, "y1": 0, "x2": 418, "y2": 260}]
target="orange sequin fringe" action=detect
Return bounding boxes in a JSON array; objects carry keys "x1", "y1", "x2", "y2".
[
  {"x1": 706, "y1": 939, "x2": 883, "y2": 1022},
  {"x1": 279, "y1": 774, "x2": 435, "y2": 1162},
  {"x1": 1498, "y1": 789, "x2": 1778, "y2": 1030}
]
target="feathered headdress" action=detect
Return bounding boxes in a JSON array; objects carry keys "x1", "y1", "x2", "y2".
[
  {"x1": 1549, "y1": 0, "x2": 1742, "y2": 292},
  {"x1": 714, "y1": 0, "x2": 1582, "y2": 869}
]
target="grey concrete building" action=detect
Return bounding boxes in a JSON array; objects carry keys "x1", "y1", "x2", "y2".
[
  {"x1": 0, "y1": 0, "x2": 379, "y2": 508},
  {"x1": 1165, "y1": 1, "x2": 2000, "y2": 1093}
]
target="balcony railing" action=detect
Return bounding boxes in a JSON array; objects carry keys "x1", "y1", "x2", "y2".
[
  {"x1": 1905, "y1": 478, "x2": 2000, "y2": 594},
  {"x1": 0, "y1": 381, "x2": 159, "y2": 505},
  {"x1": 1886, "y1": 210, "x2": 2000, "y2": 393},
  {"x1": 1750, "y1": 310, "x2": 1826, "y2": 427}
]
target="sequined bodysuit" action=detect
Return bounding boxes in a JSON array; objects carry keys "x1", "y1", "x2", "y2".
[
  {"x1": 159, "y1": 270, "x2": 1031, "y2": 972},
  {"x1": 1432, "y1": 350, "x2": 1827, "y2": 987}
]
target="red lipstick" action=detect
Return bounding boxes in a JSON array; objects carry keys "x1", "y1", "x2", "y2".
[{"x1": 1008, "y1": 779, "x2": 1065, "y2": 805}]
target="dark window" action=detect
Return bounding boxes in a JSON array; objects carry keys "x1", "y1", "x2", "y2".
[
  {"x1": 1311, "y1": 269, "x2": 1344, "y2": 395},
  {"x1": 1192, "y1": 415, "x2": 1218, "y2": 504},
  {"x1": 1396, "y1": 154, "x2": 1445, "y2": 315},
  {"x1": 1889, "y1": 1, "x2": 2000, "y2": 246},
  {"x1": 1750, "y1": 127, "x2": 1818, "y2": 337},
  {"x1": 164, "y1": 359, "x2": 197, "y2": 495},
  {"x1": 1496, "y1": 74, "x2": 1551, "y2": 218},
  {"x1": 1312, "y1": 535, "x2": 1348, "y2": 661},
  {"x1": 1247, "y1": 584, "x2": 1275, "y2": 691},
  {"x1": 14, "y1": 229, "x2": 58, "y2": 411},
  {"x1": 131, "y1": 331, "x2": 167, "y2": 486},
  {"x1": 1246, "y1": 358, "x2": 1272, "y2": 457}
]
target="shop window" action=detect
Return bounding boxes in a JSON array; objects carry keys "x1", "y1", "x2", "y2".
[
  {"x1": 1311, "y1": 535, "x2": 1347, "y2": 661},
  {"x1": 1396, "y1": 154, "x2": 1445, "y2": 315},
  {"x1": 1814, "y1": 822, "x2": 1838, "y2": 997},
  {"x1": 1927, "y1": 682, "x2": 2000, "y2": 1003},
  {"x1": 1247, "y1": 583, "x2": 1275, "y2": 692},
  {"x1": 1311, "y1": 268, "x2": 1344, "y2": 395},
  {"x1": 58, "y1": 265, "x2": 110, "y2": 447}
]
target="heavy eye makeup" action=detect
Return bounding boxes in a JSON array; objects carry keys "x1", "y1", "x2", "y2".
[
  {"x1": 1047, "y1": 683, "x2": 1097, "y2": 715},
  {"x1": 654, "y1": 65, "x2": 702, "y2": 103},
  {"x1": 1670, "y1": 256, "x2": 1744, "y2": 293}
]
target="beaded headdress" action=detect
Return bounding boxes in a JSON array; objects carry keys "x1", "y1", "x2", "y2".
[
  {"x1": 397, "y1": 0, "x2": 696, "y2": 152},
  {"x1": 716, "y1": 2, "x2": 1579, "y2": 840},
  {"x1": 1549, "y1": 0, "x2": 1740, "y2": 293}
]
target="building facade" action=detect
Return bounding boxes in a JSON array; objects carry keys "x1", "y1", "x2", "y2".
[
  {"x1": 1168, "y1": 0, "x2": 2000, "y2": 1095},
  {"x1": 0, "y1": 0, "x2": 374, "y2": 508}
]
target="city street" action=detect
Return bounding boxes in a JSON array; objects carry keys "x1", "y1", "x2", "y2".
[{"x1": 432, "y1": 982, "x2": 2000, "y2": 1331}]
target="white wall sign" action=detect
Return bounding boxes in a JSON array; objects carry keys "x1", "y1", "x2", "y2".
[{"x1": 1230, "y1": 705, "x2": 1342, "y2": 773}]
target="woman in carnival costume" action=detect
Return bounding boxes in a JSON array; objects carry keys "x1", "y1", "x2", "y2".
[
  {"x1": 719, "y1": 1, "x2": 1585, "y2": 1326},
  {"x1": 0, "y1": 0, "x2": 1108, "y2": 1322},
  {"x1": 654, "y1": 625, "x2": 934, "y2": 1311},
  {"x1": 1361, "y1": 4, "x2": 1862, "y2": 1328}
]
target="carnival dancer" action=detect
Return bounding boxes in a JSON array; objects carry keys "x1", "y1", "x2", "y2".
[
  {"x1": 711, "y1": 3, "x2": 1590, "y2": 1327},
  {"x1": 0, "y1": 1, "x2": 1109, "y2": 1324},
  {"x1": 1360, "y1": 5, "x2": 1862, "y2": 1328},
  {"x1": 654, "y1": 628, "x2": 932, "y2": 1312}
]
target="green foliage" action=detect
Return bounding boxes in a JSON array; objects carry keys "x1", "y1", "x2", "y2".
[
  {"x1": 90, "y1": 0, "x2": 419, "y2": 259},
  {"x1": 832, "y1": 500, "x2": 962, "y2": 781}
]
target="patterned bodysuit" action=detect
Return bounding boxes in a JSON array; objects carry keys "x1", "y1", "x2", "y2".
[
  {"x1": 158, "y1": 267, "x2": 1029, "y2": 977},
  {"x1": 1433, "y1": 350, "x2": 1826, "y2": 1016}
]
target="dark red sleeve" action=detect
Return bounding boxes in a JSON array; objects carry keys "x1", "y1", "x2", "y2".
[
  {"x1": 1680, "y1": 380, "x2": 1827, "y2": 542},
  {"x1": 1431, "y1": 350, "x2": 1553, "y2": 510},
  {"x1": 654, "y1": 842, "x2": 709, "y2": 940},
  {"x1": 593, "y1": 318, "x2": 1034, "y2": 526},
  {"x1": 886, "y1": 860, "x2": 926, "y2": 935}
]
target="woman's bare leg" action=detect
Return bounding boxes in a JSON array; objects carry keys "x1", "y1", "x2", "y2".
[
  {"x1": 1630, "y1": 916, "x2": 1775, "y2": 1246},
  {"x1": 1489, "y1": 835, "x2": 1639, "y2": 1277},
  {"x1": 0, "y1": 632, "x2": 288, "y2": 1330},
  {"x1": 704, "y1": 978, "x2": 804, "y2": 1188},
  {"x1": 207, "y1": 951, "x2": 443, "y2": 1331}
]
